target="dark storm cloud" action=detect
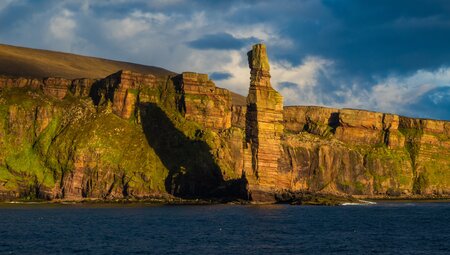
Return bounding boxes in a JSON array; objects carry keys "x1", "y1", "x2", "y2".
[
  {"x1": 187, "y1": 33, "x2": 259, "y2": 50},
  {"x1": 220, "y1": 0, "x2": 450, "y2": 78},
  {"x1": 210, "y1": 72, "x2": 233, "y2": 81},
  {"x1": 317, "y1": 0, "x2": 450, "y2": 75}
]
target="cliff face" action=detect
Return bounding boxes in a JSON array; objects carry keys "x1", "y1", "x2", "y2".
[
  {"x1": 0, "y1": 44, "x2": 449, "y2": 202},
  {"x1": 0, "y1": 69, "x2": 245, "y2": 200},
  {"x1": 282, "y1": 106, "x2": 450, "y2": 196},
  {"x1": 174, "y1": 72, "x2": 232, "y2": 130},
  {"x1": 0, "y1": 75, "x2": 169, "y2": 199}
]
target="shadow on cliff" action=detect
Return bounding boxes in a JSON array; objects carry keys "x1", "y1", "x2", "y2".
[
  {"x1": 139, "y1": 102, "x2": 246, "y2": 199},
  {"x1": 328, "y1": 112, "x2": 340, "y2": 133}
]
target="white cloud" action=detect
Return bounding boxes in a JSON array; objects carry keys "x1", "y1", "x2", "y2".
[
  {"x1": 213, "y1": 50, "x2": 251, "y2": 95},
  {"x1": 49, "y1": 9, "x2": 77, "y2": 41},
  {"x1": 107, "y1": 17, "x2": 149, "y2": 40},
  {"x1": 429, "y1": 89, "x2": 450, "y2": 104},
  {"x1": 45, "y1": 8, "x2": 91, "y2": 53},
  {"x1": 174, "y1": 11, "x2": 206, "y2": 31},
  {"x1": 228, "y1": 24, "x2": 294, "y2": 49},
  {"x1": 296, "y1": 67, "x2": 450, "y2": 115},
  {"x1": 104, "y1": 11, "x2": 171, "y2": 40},
  {"x1": 0, "y1": 0, "x2": 15, "y2": 12},
  {"x1": 132, "y1": 11, "x2": 170, "y2": 24},
  {"x1": 272, "y1": 57, "x2": 333, "y2": 105},
  {"x1": 366, "y1": 68, "x2": 450, "y2": 113},
  {"x1": 273, "y1": 57, "x2": 332, "y2": 89},
  {"x1": 80, "y1": 0, "x2": 90, "y2": 14}
]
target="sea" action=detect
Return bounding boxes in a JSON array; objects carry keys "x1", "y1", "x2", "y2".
[{"x1": 0, "y1": 201, "x2": 449, "y2": 254}]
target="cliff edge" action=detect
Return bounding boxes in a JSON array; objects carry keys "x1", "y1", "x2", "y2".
[{"x1": 0, "y1": 44, "x2": 448, "y2": 202}]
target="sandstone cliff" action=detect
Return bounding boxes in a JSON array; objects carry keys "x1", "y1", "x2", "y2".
[
  {"x1": 0, "y1": 44, "x2": 449, "y2": 202},
  {"x1": 243, "y1": 44, "x2": 288, "y2": 201},
  {"x1": 282, "y1": 106, "x2": 450, "y2": 196}
]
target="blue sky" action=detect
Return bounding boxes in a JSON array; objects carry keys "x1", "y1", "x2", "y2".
[{"x1": 1, "y1": 0, "x2": 449, "y2": 120}]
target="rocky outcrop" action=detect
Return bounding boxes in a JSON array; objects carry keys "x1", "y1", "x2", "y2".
[
  {"x1": 284, "y1": 106, "x2": 406, "y2": 148},
  {"x1": 0, "y1": 75, "x2": 97, "y2": 99},
  {"x1": 231, "y1": 105, "x2": 246, "y2": 129},
  {"x1": 173, "y1": 72, "x2": 232, "y2": 130},
  {"x1": 41, "y1": 78, "x2": 72, "y2": 99},
  {"x1": 70, "y1": 78, "x2": 98, "y2": 97},
  {"x1": 0, "y1": 76, "x2": 41, "y2": 89},
  {"x1": 92, "y1": 70, "x2": 157, "y2": 119},
  {"x1": 334, "y1": 109, "x2": 403, "y2": 148},
  {"x1": 284, "y1": 106, "x2": 339, "y2": 137},
  {"x1": 243, "y1": 44, "x2": 288, "y2": 201},
  {"x1": 90, "y1": 70, "x2": 232, "y2": 130}
]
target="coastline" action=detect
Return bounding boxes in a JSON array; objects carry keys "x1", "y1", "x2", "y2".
[
  {"x1": 354, "y1": 194, "x2": 450, "y2": 201},
  {"x1": 1, "y1": 194, "x2": 449, "y2": 206}
]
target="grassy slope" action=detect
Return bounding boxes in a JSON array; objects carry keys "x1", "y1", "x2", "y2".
[
  {"x1": 0, "y1": 43, "x2": 247, "y2": 105},
  {"x1": 0, "y1": 44, "x2": 174, "y2": 79},
  {"x1": 0, "y1": 88, "x2": 169, "y2": 199}
]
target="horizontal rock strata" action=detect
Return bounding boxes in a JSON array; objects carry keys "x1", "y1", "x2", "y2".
[
  {"x1": 244, "y1": 44, "x2": 288, "y2": 201},
  {"x1": 0, "y1": 44, "x2": 449, "y2": 202}
]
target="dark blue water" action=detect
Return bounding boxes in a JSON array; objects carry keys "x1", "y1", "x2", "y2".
[{"x1": 0, "y1": 202, "x2": 449, "y2": 254}]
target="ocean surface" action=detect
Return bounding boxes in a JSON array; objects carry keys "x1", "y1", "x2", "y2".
[{"x1": 0, "y1": 202, "x2": 449, "y2": 254}]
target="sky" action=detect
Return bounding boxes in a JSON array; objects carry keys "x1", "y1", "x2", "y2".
[{"x1": 1, "y1": 0, "x2": 450, "y2": 120}]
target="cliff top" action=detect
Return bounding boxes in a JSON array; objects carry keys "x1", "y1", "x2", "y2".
[
  {"x1": 285, "y1": 105, "x2": 450, "y2": 124},
  {"x1": 0, "y1": 44, "x2": 174, "y2": 79},
  {"x1": 0, "y1": 44, "x2": 249, "y2": 106}
]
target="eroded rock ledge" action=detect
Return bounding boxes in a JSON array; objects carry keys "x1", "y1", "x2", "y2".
[{"x1": 0, "y1": 44, "x2": 449, "y2": 202}]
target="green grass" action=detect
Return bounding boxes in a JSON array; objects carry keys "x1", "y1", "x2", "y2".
[
  {"x1": 416, "y1": 145, "x2": 450, "y2": 193},
  {"x1": 46, "y1": 111, "x2": 169, "y2": 193},
  {"x1": 364, "y1": 146, "x2": 413, "y2": 192},
  {"x1": 0, "y1": 87, "x2": 173, "y2": 198}
]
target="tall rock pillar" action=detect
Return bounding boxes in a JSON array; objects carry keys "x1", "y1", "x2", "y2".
[{"x1": 244, "y1": 44, "x2": 286, "y2": 201}]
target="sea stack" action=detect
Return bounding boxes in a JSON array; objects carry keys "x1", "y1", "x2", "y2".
[{"x1": 244, "y1": 44, "x2": 287, "y2": 201}]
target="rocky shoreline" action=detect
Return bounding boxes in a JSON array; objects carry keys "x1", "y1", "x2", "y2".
[{"x1": 2, "y1": 193, "x2": 450, "y2": 207}]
